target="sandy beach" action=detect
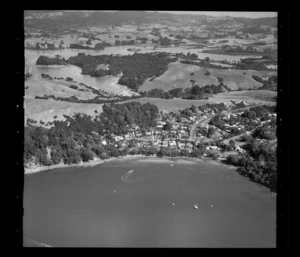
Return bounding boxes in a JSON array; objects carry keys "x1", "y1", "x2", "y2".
[
  {"x1": 25, "y1": 154, "x2": 230, "y2": 175},
  {"x1": 25, "y1": 155, "x2": 141, "y2": 175}
]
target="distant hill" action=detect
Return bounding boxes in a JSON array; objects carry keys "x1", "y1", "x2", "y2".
[{"x1": 24, "y1": 10, "x2": 277, "y2": 29}]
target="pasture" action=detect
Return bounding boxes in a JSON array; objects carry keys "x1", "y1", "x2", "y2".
[{"x1": 140, "y1": 62, "x2": 277, "y2": 92}]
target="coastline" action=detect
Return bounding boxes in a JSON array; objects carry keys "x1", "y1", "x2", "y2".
[
  {"x1": 24, "y1": 154, "x2": 228, "y2": 175},
  {"x1": 25, "y1": 155, "x2": 142, "y2": 175}
]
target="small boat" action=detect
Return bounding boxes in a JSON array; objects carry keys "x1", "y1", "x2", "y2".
[
  {"x1": 193, "y1": 204, "x2": 199, "y2": 210},
  {"x1": 171, "y1": 203, "x2": 175, "y2": 206}
]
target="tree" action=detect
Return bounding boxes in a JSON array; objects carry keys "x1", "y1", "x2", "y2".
[
  {"x1": 229, "y1": 139, "x2": 236, "y2": 148},
  {"x1": 241, "y1": 134, "x2": 252, "y2": 142},
  {"x1": 92, "y1": 144, "x2": 106, "y2": 156},
  {"x1": 191, "y1": 105, "x2": 197, "y2": 114},
  {"x1": 207, "y1": 127, "x2": 216, "y2": 138},
  {"x1": 226, "y1": 154, "x2": 239, "y2": 165},
  {"x1": 80, "y1": 147, "x2": 94, "y2": 162},
  {"x1": 163, "y1": 121, "x2": 172, "y2": 131}
]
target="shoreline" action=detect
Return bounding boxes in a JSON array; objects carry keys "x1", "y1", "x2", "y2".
[{"x1": 24, "y1": 155, "x2": 227, "y2": 175}]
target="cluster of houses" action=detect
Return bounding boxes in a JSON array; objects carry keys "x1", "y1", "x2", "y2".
[
  {"x1": 25, "y1": 41, "x2": 66, "y2": 50},
  {"x1": 94, "y1": 101, "x2": 276, "y2": 157}
]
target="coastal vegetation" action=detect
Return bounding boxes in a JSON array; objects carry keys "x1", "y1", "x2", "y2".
[
  {"x1": 24, "y1": 102, "x2": 160, "y2": 166},
  {"x1": 226, "y1": 139, "x2": 277, "y2": 192}
]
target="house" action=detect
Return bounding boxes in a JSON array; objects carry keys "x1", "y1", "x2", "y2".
[
  {"x1": 157, "y1": 121, "x2": 166, "y2": 126},
  {"x1": 235, "y1": 146, "x2": 245, "y2": 153},
  {"x1": 186, "y1": 143, "x2": 193, "y2": 149},
  {"x1": 136, "y1": 132, "x2": 142, "y2": 138},
  {"x1": 169, "y1": 141, "x2": 176, "y2": 147},
  {"x1": 145, "y1": 131, "x2": 152, "y2": 136},
  {"x1": 162, "y1": 141, "x2": 168, "y2": 147},
  {"x1": 124, "y1": 134, "x2": 131, "y2": 140},
  {"x1": 178, "y1": 143, "x2": 185, "y2": 149},
  {"x1": 101, "y1": 140, "x2": 107, "y2": 145},
  {"x1": 114, "y1": 136, "x2": 124, "y2": 142},
  {"x1": 156, "y1": 124, "x2": 164, "y2": 129}
]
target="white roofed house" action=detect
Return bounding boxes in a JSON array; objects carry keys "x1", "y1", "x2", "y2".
[
  {"x1": 113, "y1": 135, "x2": 124, "y2": 142},
  {"x1": 135, "y1": 131, "x2": 142, "y2": 137},
  {"x1": 169, "y1": 140, "x2": 176, "y2": 147},
  {"x1": 124, "y1": 134, "x2": 131, "y2": 140},
  {"x1": 235, "y1": 146, "x2": 245, "y2": 154}
]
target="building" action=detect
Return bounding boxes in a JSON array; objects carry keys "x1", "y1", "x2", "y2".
[
  {"x1": 169, "y1": 141, "x2": 176, "y2": 147},
  {"x1": 114, "y1": 136, "x2": 124, "y2": 142}
]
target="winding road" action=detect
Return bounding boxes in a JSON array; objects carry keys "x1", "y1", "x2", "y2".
[{"x1": 189, "y1": 116, "x2": 213, "y2": 141}]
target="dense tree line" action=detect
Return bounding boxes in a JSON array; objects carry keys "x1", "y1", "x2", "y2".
[
  {"x1": 24, "y1": 102, "x2": 159, "y2": 167},
  {"x1": 36, "y1": 52, "x2": 177, "y2": 91},
  {"x1": 235, "y1": 57, "x2": 276, "y2": 71},
  {"x1": 140, "y1": 84, "x2": 226, "y2": 100},
  {"x1": 115, "y1": 40, "x2": 135, "y2": 46},
  {"x1": 67, "y1": 52, "x2": 177, "y2": 91},
  {"x1": 36, "y1": 55, "x2": 67, "y2": 65},
  {"x1": 256, "y1": 75, "x2": 277, "y2": 91},
  {"x1": 180, "y1": 59, "x2": 229, "y2": 70},
  {"x1": 226, "y1": 139, "x2": 277, "y2": 192},
  {"x1": 35, "y1": 94, "x2": 142, "y2": 104}
]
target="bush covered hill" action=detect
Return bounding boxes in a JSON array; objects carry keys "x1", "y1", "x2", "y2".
[
  {"x1": 36, "y1": 53, "x2": 177, "y2": 91},
  {"x1": 24, "y1": 101, "x2": 159, "y2": 166}
]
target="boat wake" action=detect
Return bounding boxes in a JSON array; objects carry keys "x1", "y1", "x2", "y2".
[
  {"x1": 121, "y1": 169, "x2": 152, "y2": 183},
  {"x1": 24, "y1": 237, "x2": 53, "y2": 247}
]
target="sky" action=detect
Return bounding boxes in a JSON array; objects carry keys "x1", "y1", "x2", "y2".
[
  {"x1": 152, "y1": 11, "x2": 277, "y2": 19},
  {"x1": 67, "y1": 10, "x2": 277, "y2": 19},
  {"x1": 98, "y1": 11, "x2": 277, "y2": 19}
]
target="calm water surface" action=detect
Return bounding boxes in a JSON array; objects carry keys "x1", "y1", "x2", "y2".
[{"x1": 24, "y1": 158, "x2": 276, "y2": 247}]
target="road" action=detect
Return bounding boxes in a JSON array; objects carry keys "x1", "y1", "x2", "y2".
[
  {"x1": 231, "y1": 102, "x2": 275, "y2": 113},
  {"x1": 189, "y1": 116, "x2": 213, "y2": 141}
]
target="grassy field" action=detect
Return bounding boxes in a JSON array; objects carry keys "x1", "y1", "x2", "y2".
[
  {"x1": 122, "y1": 90, "x2": 276, "y2": 113},
  {"x1": 208, "y1": 90, "x2": 277, "y2": 104},
  {"x1": 123, "y1": 97, "x2": 209, "y2": 112},
  {"x1": 25, "y1": 76, "x2": 99, "y2": 100},
  {"x1": 24, "y1": 90, "x2": 276, "y2": 126},
  {"x1": 140, "y1": 62, "x2": 277, "y2": 92},
  {"x1": 25, "y1": 98, "x2": 103, "y2": 127}
]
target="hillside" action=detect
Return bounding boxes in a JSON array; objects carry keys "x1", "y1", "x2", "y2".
[
  {"x1": 24, "y1": 11, "x2": 277, "y2": 29},
  {"x1": 140, "y1": 62, "x2": 276, "y2": 92}
]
